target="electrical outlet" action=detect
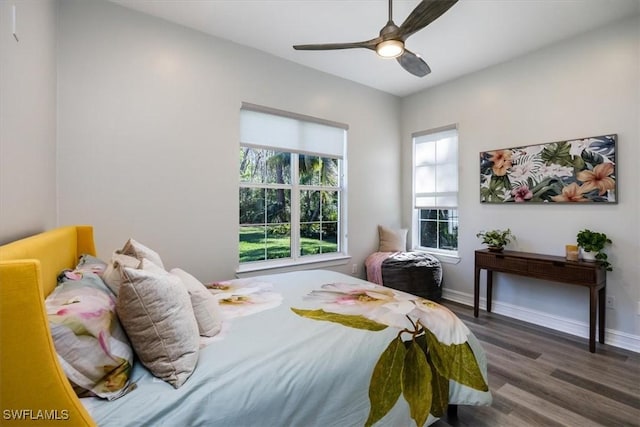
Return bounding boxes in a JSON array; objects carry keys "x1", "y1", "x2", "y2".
[
  {"x1": 351, "y1": 264, "x2": 358, "y2": 275},
  {"x1": 637, "y1": 301, "x2": 640, "y2": 316},
  {"x1": 606, "y1": 295, "x2": 615, "y2": 309}
]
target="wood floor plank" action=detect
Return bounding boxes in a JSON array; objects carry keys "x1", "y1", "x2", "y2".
[
  {"x1": 550, "y1": 369, "x2": 640, "y2": 409},
  {"x1": 489, "y1": 361, "x2": 640, "y2": 426},
  {"x1": 440, "y1": 300, "x2": 640, "y2": 427},
  {"x1": 496, "y1": 383, "x2": 604, "y2": 427}
]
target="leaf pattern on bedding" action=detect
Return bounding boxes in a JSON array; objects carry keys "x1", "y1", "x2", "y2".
[
  {"x1": 291, "y1": 308, "x2": 388, "y2": 331},
  {"x1": 292, "y1": 282, "x2": 489, "y2": 427},
  {"x1": 423, "y1": 328, "x2": 489, "y2": 392},
  {"x1": 364, "y1": 337, "x2": 405, "y2": 427},
  {"x1": 402, "y1": 340, "x2": 432, "y2": 427}
]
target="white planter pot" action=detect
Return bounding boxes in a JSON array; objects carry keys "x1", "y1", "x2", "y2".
[{"x1": 580, "y1": 249, "x2": 597, "y2": 262}]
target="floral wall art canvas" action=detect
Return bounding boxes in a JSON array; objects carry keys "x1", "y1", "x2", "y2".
[{"x1": 479, "y1": 134, "x2": 617, "y2": 203}]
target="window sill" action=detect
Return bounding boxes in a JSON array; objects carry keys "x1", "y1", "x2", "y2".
[
  {"x1": 236, "y1": 254, "x2": 352, "y2": 278},
  {"x1": 411, "y1": 249, "x2": 460, "y2": 265}
]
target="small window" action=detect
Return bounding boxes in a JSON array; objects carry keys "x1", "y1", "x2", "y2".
[{"x1": 412, "y1": 127, "x2": 459, "y2": 254}]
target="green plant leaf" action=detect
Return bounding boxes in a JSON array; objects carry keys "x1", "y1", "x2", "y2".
[
  {"x1": 291, "y1": 308, "x2": 388, "y2": 331},
  {"x1": 404, "y1": 334, "x2": 449, "y2": 418},
  {"x1": 581, "y1": 150, "x2": 605, "y2": 167},
  {"x1": 480, "y1": 176, "x2": 508, "y2": 202},
  {"x1": 541, "y1": 141, "x2": 573, "y2": 167},
  {"x1": 402, "y1": 340, "x2": 432, "y2": 427},
  {"x1": 424, "y1": 329, "x2": 489, "y2": 392},
  {"x1": 365, "y1": 337, "x2": 406, "y2": 427},
  {"x1": 427, "y1": 352, "x2": 449, "y2": 418}
]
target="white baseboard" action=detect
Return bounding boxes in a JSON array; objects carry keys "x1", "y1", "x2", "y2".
[{"x1": 442, "y1": 288, "x2": 640, "y2": 353}]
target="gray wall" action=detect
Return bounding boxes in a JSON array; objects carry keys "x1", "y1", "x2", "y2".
[
  {"x1": 401, "y1": 15, "x2": 640, "y2": 347},
  {"x1": 56, "y1": 0, "x2": 402, "y2": 281},
  {"x1": 0, "y1": 0, "x2": 58, "y2": 243}
]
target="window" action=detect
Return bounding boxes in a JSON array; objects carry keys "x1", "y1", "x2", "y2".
[
  {"x1": 239, "y1": 104, "x2": 347, "y2": 268},
  {"x1": 412, "y1": 126, "x2": 458, "y2": 255}
]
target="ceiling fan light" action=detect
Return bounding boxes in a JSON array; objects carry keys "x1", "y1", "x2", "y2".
[{"x1": 376, "y1": 40, "x2": 404, "y2": 58}]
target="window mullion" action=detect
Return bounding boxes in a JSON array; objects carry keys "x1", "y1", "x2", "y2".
[{"x1": 290, "y1": 154, "x2": 300, "y2": 261}]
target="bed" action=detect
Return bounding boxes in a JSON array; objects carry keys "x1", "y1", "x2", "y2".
[{"x1": 0, "y1": 225, "x2": 491, "y2": 426}]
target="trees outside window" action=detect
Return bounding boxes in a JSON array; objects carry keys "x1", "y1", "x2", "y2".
[{"x1": 239, "y1": 105, "x2": 347, "y2": 266}]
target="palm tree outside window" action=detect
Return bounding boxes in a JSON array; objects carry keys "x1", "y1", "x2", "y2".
[{"x1": 239, "y1": 104, "x2": 347, "y2": 268}]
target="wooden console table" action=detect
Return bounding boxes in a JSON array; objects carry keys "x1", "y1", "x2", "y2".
[{"x1": 474, "y1": 249, "x2": 606, "y2": 353}]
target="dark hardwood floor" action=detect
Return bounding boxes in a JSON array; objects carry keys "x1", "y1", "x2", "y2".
[{"x1": 435, "y1": 301, "x2": 640, "y2": 427}]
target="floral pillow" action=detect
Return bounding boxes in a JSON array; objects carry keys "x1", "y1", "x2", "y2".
[
  {"x1": 75, "y1": 254, "x2": 108, "y2": 276},
  {"x1": 46, "y1": 268, "x2": 134, "y2": 400}
]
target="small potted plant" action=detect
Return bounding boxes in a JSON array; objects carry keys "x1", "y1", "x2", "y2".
[
  {"x1": 476, "y1": 228, "x2": 515, "y2": 252},
  {"x1": 576, "y1": 229, "x2": 612, "y2": 271}
]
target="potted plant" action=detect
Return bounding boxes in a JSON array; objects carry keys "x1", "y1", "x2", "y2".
[
  {"x1": 476, "y1": 229, "x2": 515, "y2": 252},
  {"x1": 576, "y1": 229, "x2": 612, "y2": 271}
]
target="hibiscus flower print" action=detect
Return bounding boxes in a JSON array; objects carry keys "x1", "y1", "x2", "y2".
[
  {"x1": 577, "y1": 162, "x2": 615, "y2": 196},
  {"x1": 511, "y1": 185, "x2": 533, "y2": 202},
  {"x1": 480, "y1": 134, "x2": 616, "y2": 203},
  {"x1": 550, "y1": 182, "x2": 590, "y2": 202},
  {"x1": 489, "y1": 150, "x2": 512, "y2": 176}
]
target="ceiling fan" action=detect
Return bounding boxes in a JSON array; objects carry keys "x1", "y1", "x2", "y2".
[{"x1": 293, "y1": 0, "x2": 458, "y2": 77}]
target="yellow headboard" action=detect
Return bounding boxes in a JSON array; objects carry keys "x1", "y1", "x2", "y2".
[{"x1": 0, "y1": 226, "x2": 97, "y2": 426}]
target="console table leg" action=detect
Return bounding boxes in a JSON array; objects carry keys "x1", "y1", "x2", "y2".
[
  {"x1": 598, "y1": 286, "x2": 606, "y2": 344},
  {"x1": 486, "y1": 271, "x2": 493, "y2": 313},
  {"x1": 474, "y1": 267, "x2": 480, "y2": 317},
  {"x1": 589, "y1": 287, "x2": 597, "y2": 353}
]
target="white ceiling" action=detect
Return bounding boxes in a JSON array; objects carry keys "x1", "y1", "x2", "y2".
[{"x1": 111, "y1": 0, "x2": 639, "y2": 97}]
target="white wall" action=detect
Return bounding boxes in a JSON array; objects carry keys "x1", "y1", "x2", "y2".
[
  {"x1": 401, "y1": 15, "x2": 640, "y2": 347},
  {"x1": 0, "y1": 0, "x2": 58, "y2": 243},
  {"x1": 6, "y1": 0, "x2": 637, "y2": 350},
  {"x1": 56, "y1": 0, "x2": 401, "y2": 281}
]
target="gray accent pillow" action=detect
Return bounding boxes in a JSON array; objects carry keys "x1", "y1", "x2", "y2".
[
  {"x1": 170, "y1": 268, "x2": 223, "y2": 337},
  {"x1": 117, "y1": 260, "x2": 199, "y2": 388}
]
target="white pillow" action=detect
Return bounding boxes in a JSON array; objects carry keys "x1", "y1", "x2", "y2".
[
  {"x1": 102, "y1": 252, "x2": 140, "y2": 296},
  {"x1": 120, "y1": 238, "x2": 165, "y2": 269},
  {"x1": 378, "y1": 225, "x2": 408, "y2": 252},
  {"x1": 117, "y1": 260, "x2": 199, "y2": 388},
  {"x1": 171, "y1": 268, "x2": 223, "y2": 338}
]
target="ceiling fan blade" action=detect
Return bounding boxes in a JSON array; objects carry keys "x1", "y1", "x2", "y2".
[
  {"x1": 398, "y1": 0, "x2": 458, "y2": 40},
  {"x1": 293, "y1": 38, "x2": 379, "y2": 51},
  {"x1": 397, "y1": 49, "x2": 431, "y2": 77}
]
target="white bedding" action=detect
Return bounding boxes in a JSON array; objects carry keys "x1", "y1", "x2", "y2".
[{"x1": 82, "y1": 270, "x2": 491, "y2": 427}]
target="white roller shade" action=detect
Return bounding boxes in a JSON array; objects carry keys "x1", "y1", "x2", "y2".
[
  {"x1": 240, "y1": 105, "x2": 346, "y2": 158},
  {"x1": 413, "y1": 128, "x2": 458, "y2": 209}
]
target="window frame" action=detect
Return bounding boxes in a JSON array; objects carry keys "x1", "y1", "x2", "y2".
[
  {"x1": 411, "y1": 125, "x2": 459, "y2": 259},
  {"x1": 238, "y1": 104, "x2": 349, "y2": 274}
]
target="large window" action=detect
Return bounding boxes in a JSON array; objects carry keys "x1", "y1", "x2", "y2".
[
  {"x1": 412, "y1": 127, "x2": 458, "y2": 254},
  {"x1": 239, "y1": 104, "x2": 347, "y2": 267}
]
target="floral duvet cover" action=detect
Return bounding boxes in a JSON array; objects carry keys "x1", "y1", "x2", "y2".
[{"x1": 83, "y1": 270, "x2": 491, "y2": 427}]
